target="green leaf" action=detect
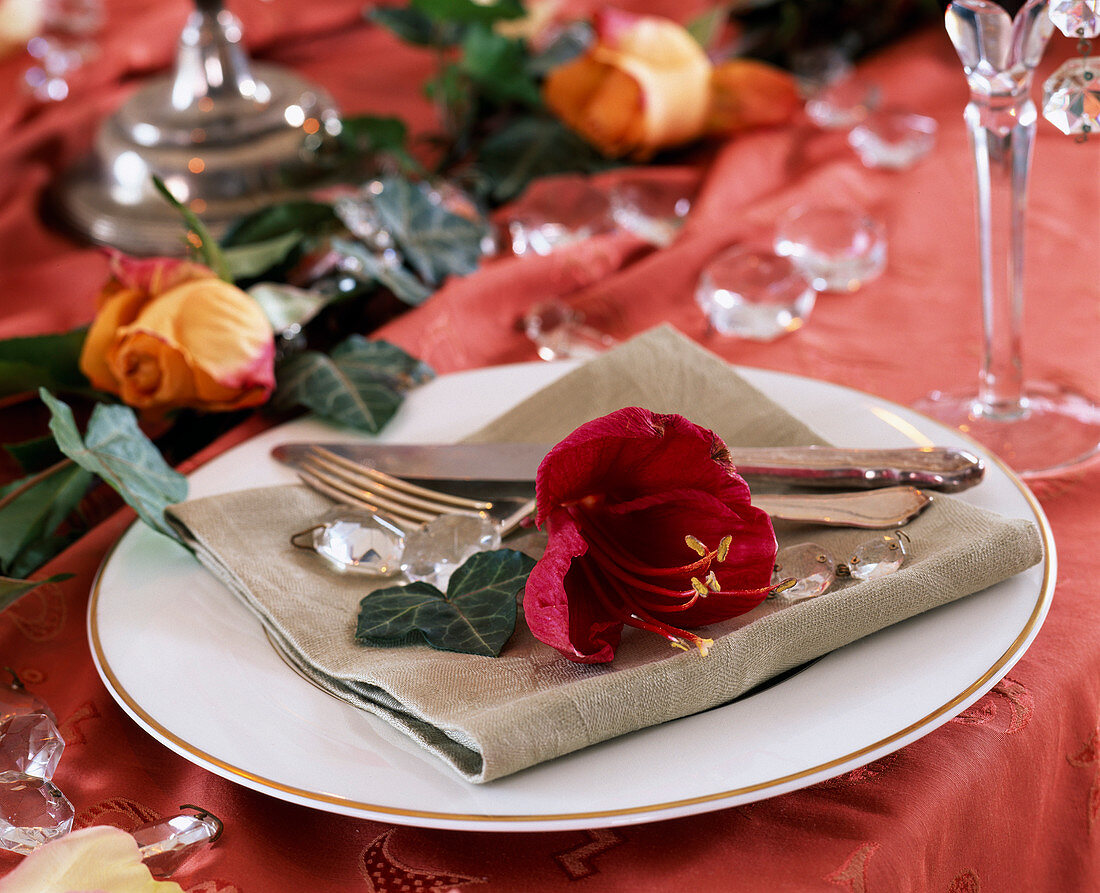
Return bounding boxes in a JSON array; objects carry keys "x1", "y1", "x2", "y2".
[
  {"x1": 220, "y1": 201, "x2": 339, "y2": 247},
  {"x1": 412, "y1": 0, "x2": 523, "y2": 24},
  {"x1": 337, "y1": 116, "x2": 420, "y2": 172},
  {"x1": 1, "y1": 573, "x2": 74, "y2": 614},
  {"x1": 247, "y1": 282, "x2": 333, "y2": 334},
  {"x1": 356, "y1": 549, "x2": 534, "y2": 656},
  {"x1": 272, "y1": 337, "x2": 433, "y2": 432},
  {"x1": 41, "y1": 390, "x2": 188, "y2": 539},
  {"x1": 476, "y1": 117, "x2": 618, "y2": 202},
  {"x1": 151, "y1": 175, "x2": 233, "y2": 282},
  {"x1": 0, "y1": 462, "x2": 93, "y2": 575},
  {"x1": 222, "y1": 230, "x2": 304, "y2": 281},
  {"x1": 330, "y1": 239, "x2": 433, "y2": 306},
  {"x1": 370, "y1": 177, "x2": 486, "y2": 285},
  {"x1": 368, "y1": 6, "x2": 446, "y2": 45},
  {"x1": 0, "y1": 329, "x2": 90, "y2": 399},
  {"x1": 3, "y1": 436, "x2": 64, "y2": 474},
  {"x1": 687, "y1": 3, "x2": 733, "y2": 50},
  {"x1": 459, "y1": 27, "x2": 541, "y2": 106}
]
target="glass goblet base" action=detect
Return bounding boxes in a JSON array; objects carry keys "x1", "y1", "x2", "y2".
[{"x1": 914, "y1": 381, "x2": 1100, "y2": 478}]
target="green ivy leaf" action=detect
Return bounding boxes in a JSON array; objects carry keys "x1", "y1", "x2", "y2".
[
  {"x1": 526, "y1": 23, "x2": 590, "y2": 76},
  {"x1": 356, "y1": 549, "x2": 534, "y2": 656},
  {"x1": 222, "y1": 230, "x2": 304, "y2": 281},
  {"x1": 1, "y1": 573, "x2": 74, "y2": 614},
  {"x1": 368, "y1": 6, "x2": 451, "y2": 46},
  {"x1": 220, "y1": 201, "x2": 339, "y2": 247},
  {"x1": 370, "y1": 177, "x2": 487, "y2": 286},
  {"x1": 247, "y1": 282, "x2": 333, "y2": 334},
  {"x1": 272, "y1": 337, "x2": 434, "y2": 432},
  {"x1": 337, "y1": 116, "x2": 420, "y2": 172},
  {"x1": 0, "y1": 462, "x2": 93, "y2": 576},
  {"x1": 41, "y1": 390, "x2": 188, "y2": 539},
  {"x1": 0, "y1": 329, "x2": 90, "y2": 399},
  {"x1": 475, "y1": 117, "x2": 618, "y2": 202},
  {"x1": 459, "y1": 27, "x2": 541, "y2": 106},
  {"x1": 412, "y1": 0, "x2": 524, "y2": 25},
  {"x1": 330, "y1": 239, "x2": 433, "y2": 306}
]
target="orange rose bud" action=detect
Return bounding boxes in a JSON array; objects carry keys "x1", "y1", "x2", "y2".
[
  {"x1": 543, "y1": 9, "x2": 712, "y2": 160},
  {"x1": 79, "y1": 254, "x2": 275, "y2": 413},
  {"x1": 705, "y1": 59, "x2": 801, "y2": 134}
]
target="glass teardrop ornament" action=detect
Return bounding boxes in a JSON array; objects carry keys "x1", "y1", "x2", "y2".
[{"x1": 771, "y1": 543, "x2": 837, "y2": 602}]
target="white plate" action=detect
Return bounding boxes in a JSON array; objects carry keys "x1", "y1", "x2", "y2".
[{"x1": 88, "y1": 363, "x2": 1054, "y2": 832}]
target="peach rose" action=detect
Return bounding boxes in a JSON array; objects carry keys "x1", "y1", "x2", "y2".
[
  {"x1": 1, "y1": 825, "x2": 185, "y2": 893},
  {"x1": 706, "y1": 58, "x2": 801, "y2": 134},
  {"x1": 79, "y1": 252, "x2": 275, "y2": 413},
  {"x1": 542, "y1": 9, "x2": 712, "y2": 159}
]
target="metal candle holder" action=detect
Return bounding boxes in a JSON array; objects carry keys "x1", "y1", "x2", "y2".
[{"x1": 52, "y1": 0, "x2": 340, "y2": 255}]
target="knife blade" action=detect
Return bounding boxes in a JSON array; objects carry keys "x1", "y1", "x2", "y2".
[{"x1": 271, "y1": 442, "x2": 984, "y2": 492}]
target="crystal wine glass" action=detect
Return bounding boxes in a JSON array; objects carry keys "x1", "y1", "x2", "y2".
[{"x1": 915, "y1": 0, "x2": 1100, "y2": 476}]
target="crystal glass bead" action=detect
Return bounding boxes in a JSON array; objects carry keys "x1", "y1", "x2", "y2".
[
  {"x1": 522, "y1": 299, "x2": 617, "y2": 361},
  {"x1": 0, "y1": 770, "x2": 74, "y2": 854},
  {"x1": 401, "y1": 514, "x2": 501, "y2": 589},
  {"x1": 805, "y1": 75, "x2": 881, "y2": 130},
  {"x1": 696, "y1": 246, "x2": 816, "y2": 340},
  {"x1": 1, "y1": 679, "x2": 55, "y2": 725},
  {"x1": 311, "y1": 509, "x2": 406, "y2": 576},
  {"x1": 774, "y1": 205, "x2": 887, "y2": 293},
  {"x1": 771, "y1": 543, "x2": 837, "y2": 602},
  {"x1": 1042, "y1": 57, "x2": 1099, "y2": 136},
  {"x1": 1049, "y1": 1, "x2": 1100, "y2": 38},
  {"x1": 608, "y1": 180, "x2": 693, "y2": 247},
  {"x1": 133, "y1": 810, "x2": 222, "y2": 877},
  {"x1": 847, "y1": 110, "x2": 937, "y2": 170},
  {"x1": 502, "y1": 175, "x2": 613, "y2": 257},
  {"x1": 0, "y1": 714, "x2": 64, "y2": 780},
  {"x1": 843, "y1": 532, "x2": 908, "y2": 581}
]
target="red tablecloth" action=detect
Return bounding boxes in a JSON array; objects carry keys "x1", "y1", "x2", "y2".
[{"x1": 2, "y1": 2, "x2": 1099, "y2": 889}]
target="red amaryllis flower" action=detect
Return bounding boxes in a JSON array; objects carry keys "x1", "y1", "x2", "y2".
[{"x1": 524, "y1": 407, "x2": 778, "y2": 663}]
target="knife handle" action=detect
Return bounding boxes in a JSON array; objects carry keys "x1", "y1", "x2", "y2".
[{"x1": 729, "y1": 446, "x2": 984, "y2": 493}]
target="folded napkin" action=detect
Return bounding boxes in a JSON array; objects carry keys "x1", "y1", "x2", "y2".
[{"x1": 165, "y1": 326, "x2": 1043, "y2": 783}]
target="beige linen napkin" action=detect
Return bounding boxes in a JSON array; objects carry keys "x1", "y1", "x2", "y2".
[{"x1": 165, "y1": 326, "x2": 1043, "y2": 783}]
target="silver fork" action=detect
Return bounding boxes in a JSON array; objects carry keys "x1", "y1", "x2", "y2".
[
  {"x1": 296, "y1": 446, "x2": 537, "y2": 535},
  {"x1": 294, "y1": 447, "x2": 933, "y2": 531}
]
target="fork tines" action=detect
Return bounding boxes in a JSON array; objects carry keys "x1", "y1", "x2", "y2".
[{"x1": 296, "y1": 446, "x2": 494, "y2": 526}]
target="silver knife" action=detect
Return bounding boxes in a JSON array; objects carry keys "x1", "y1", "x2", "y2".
[{"x1": 271, "y1": 442, "x2": 983, "y2": 492}]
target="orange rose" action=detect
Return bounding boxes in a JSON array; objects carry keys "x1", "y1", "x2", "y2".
[
  {"x1": 79, "y1": 252, "x2": 275, "y2": 412},
  {"x1": 706, "y1": 59, "x2": 801, "y2": 134},
  {"x1": 542, "y1": 9, "x2": 712, "y2": 159}
]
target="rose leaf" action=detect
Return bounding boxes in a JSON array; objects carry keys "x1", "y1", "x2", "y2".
[
  {"x1": 0, "y1": 329, "x2": 91, "y2": 399},
  {"x1": 272, "y1": 337, "x2": 433, "y2": 432},
  {"x1": 1, "y1": 573, "x2": 75, "y2": 614},
  {"x1": 0, "y1": 461, "x2": 94, "y2": 576},
  {"x1": 40, "y1": 390, "x2": 188, "y2": 540},
  {"x1": 355, "y1": 549, "x2": 535, "y2": 657},
  {"x1": 369, "y1": 177, "x2": 487, "y2": 286},
  {"x1": 222, "y1": 230, "x2": 304, "y2": 281}
]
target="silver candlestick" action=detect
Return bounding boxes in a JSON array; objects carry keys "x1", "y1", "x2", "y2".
[{"x1": 52, "y1": 0, "x2": 341, "y2": 255}]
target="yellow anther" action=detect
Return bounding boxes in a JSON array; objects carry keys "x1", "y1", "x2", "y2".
[
  {"x1": 695, "y1": 636, "x2": 714, "y2": 657},
  {"x1": 705, "y1": 571, "x2": 721, "y2": 592},
  {"x1": 717, "y1": 535, "x2": 732, "y2": 562},
  {"x1": 771, "y1": 578, "x2": 797, "y2": 595},
  {"x1": 690, "y1": 576, "x2": 709, "y2": 597},
  {"x1": 684, "y1": 534, "x2": 707, "y2": 556},
  {"x1": 669, "y1": 638, "x2": 690, "y2": 652}
]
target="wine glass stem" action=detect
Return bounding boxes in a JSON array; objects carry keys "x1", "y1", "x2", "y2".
[{"x1": 964, "y1": 93, "x2": 1036, "y2": 420}]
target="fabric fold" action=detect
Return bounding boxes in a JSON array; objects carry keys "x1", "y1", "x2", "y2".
[{"x1": 165, "y1": 327, "x2": 1043, "y2": 783}]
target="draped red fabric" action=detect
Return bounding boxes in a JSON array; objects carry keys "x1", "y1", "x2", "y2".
[{"x1": 1, "y1": 2, "x2": 1098, "y2": 889}]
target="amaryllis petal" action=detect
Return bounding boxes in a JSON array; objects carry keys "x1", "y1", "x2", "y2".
[{"x1": 525, "y1": 408, "x2": 778, "y2": 663}]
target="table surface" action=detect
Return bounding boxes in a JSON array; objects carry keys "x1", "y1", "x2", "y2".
[{"x1": 1, "y1": 1, "x2": 1098, "y2": 890}]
